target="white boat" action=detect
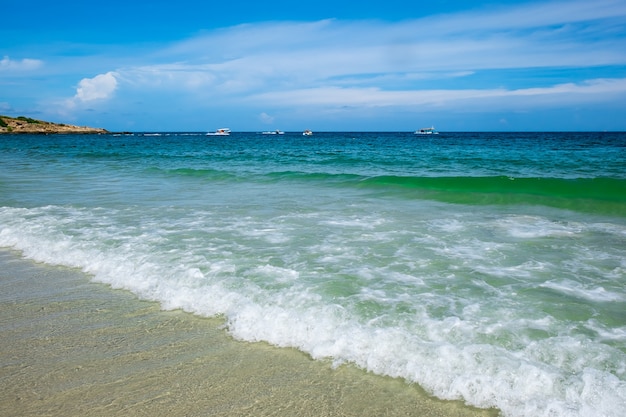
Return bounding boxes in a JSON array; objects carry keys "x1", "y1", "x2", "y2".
[
  {"x1": 261, "y1": 129, "x2": 284, "y2": 135},
  {"x1": 414, "y1": 126, "x2": 438, "y2": 135},
  {"x1": 302, "y1": 129, "x2": 313, "y2": 136},
  {"x1": 206, "y1": 128, "x2": 231, "y2": 136}
]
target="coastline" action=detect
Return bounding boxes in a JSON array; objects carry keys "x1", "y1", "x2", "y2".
[
  {"x1": 0, "y1": 249, "x2": 498, "y2": 417},
  {"x1": 0, "y1": 115, "x2": 108, "y2": 134}
]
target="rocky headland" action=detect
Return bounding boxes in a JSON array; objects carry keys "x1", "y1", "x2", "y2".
[{"x1": 0, "y1": 115, "x2": 108, "y2": 134}]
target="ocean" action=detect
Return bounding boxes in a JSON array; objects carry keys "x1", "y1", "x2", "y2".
[{"x1": 1, "y1": 131, "x2": 625, "y2": 417}]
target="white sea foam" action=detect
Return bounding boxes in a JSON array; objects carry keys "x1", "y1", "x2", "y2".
[
  {"x1": 496, "y1": 215, "x2": 582, "y2": 239},
  {"x1": 2, "y1": 205, "x2": 626, "y2": 417},
  {"x1": 428, "y1": 217, "x2": 467, "y2": 233},
  {"x1": 585, "y1": 320, "x2": 626, "y2": 345},
  {"x1": 540, "y1": 280, "x2": 626, "y2": 303}
]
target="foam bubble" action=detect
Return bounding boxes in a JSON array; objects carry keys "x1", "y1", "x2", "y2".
[
  {"x1": 496, "y1": 215, "x2": 581, "y2": 239},
  {"x1": 540, "y1": 280, "x2": 625, "y2": 303}
]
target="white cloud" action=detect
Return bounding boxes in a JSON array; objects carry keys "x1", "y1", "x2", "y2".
[
  {"x1": 61, "y1": 72, "x2": 119, "y2": 113},
  {"x1": 470, "y1": 0, "x2": 626, "y2": 30},
  {"x1": 115, "y1": 0, "x2": 626, "y2": 100},
  {"x1": 0, "y1": 56, "x2": 43, "y2": 71},
  {"x1": 74, "y1": 72, "x2": 119, "y2": 102},
  {"x1": 245, "y1": 78, "x2": 626, "y2": 109},
  {"x1": 258, "y1": 112, "x2": 275, "y2": 124}
]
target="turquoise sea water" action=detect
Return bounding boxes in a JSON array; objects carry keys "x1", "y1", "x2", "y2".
[{"x1": 1, "y1": 131, "x2": 625, "y2": 416}]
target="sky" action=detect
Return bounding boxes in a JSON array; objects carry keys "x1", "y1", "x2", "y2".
[{"x1": 2, "y1": 0, "x2": 626, "y2": 132}]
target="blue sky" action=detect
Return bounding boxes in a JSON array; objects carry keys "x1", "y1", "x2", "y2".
[{"x1": 2, "y1": 0, "x2": 626, "y2": 131}]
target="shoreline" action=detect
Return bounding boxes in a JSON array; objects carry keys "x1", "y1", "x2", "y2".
[
  {"x1": 0, "y1": 249, "x2": 498, "y2": 417},
  {"x1": 0, "y1": 115, "x2": 108, "y2": 134}
]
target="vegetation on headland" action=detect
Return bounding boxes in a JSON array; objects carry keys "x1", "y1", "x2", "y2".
[{"x1": 0, "y1": 115, "x2": 108, "y2": 134}]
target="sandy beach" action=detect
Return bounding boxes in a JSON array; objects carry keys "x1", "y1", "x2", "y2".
[{"x1": 0, "y1": 249, "x2": 498, "y2": 417}]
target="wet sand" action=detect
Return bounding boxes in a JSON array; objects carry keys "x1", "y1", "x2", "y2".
[{"x1": 0, "y1": 249, "x2": 499, "y2": 417}]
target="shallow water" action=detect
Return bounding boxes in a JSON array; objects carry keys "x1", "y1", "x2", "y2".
[{"x1": 0, "y1": 250, "x2": 496, "y2": 417}]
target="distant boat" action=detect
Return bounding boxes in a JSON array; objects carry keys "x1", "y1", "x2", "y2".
[
  {"x1": 302, "y1": 129, "x2": 313, "y2": 136},
  {"x1": 414, "y1": 126, "x2": 438, "y2": 135},
  {"x1": 206, "y1": 128, "x2": 231, "y2": 136},
  {"x1": 261, "y1": 129, "x2": 284, "y2": 135}
]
